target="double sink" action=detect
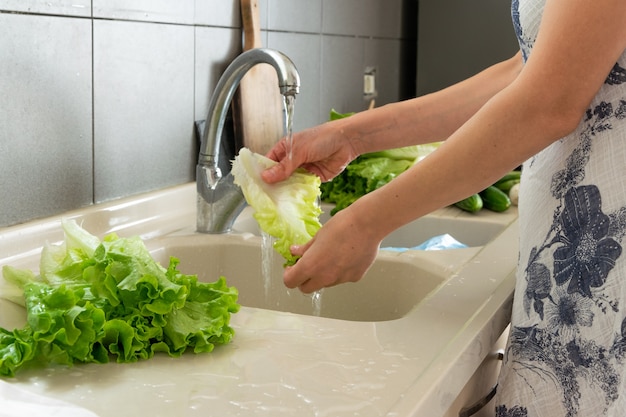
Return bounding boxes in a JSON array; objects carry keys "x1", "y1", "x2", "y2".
[
  {"x1": 0, "y1": 183, "x2": 518, "y2": 416},
  {"x1": 157, "y1": 200, "x2": 510, "y2": 323}
]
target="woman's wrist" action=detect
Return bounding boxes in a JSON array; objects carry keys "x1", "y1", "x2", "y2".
[{"x1": 340, "y1": 192, "x2": 398, "y2": 245}]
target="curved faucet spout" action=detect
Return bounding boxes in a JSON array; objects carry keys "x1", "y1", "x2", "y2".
[
  {"x1": 196, "y1": 48, "x2": 300, "y2": 234},
  {"x1": 198, "y1": 48, "x2": 300, "y2": 172}
]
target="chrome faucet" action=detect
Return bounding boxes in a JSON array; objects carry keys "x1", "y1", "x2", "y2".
[{"x1": 196, "y1": 48, "x2": 300, "y2": 233}]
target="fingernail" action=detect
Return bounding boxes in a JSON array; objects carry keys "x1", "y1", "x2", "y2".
[
  {"x1": 261, "y1": 168, "x2": 275, "y2": 182},
  {"x1": 290, "y1": 245, "x2": 302, "y2": 253}
]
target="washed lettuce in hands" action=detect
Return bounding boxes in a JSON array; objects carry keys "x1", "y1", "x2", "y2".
[
  {"x1": 232, "y1": 147, "x2": 322, "y2": 266},
  {"x1": 322, "y1": 109, "x2": 441, "y2": 215},
  {"x1": 0, "y1": 220, "x2": 239, "y2": 377}
]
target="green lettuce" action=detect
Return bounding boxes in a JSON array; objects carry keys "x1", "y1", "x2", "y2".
[
  {"x1": 321, "y1": 109, "x2": 441, "y2": 215},
  {"x1": 321, "y1": 156, "x2": 415, "y2": 215},
  {"x1": 0, "y1": 220, "x2": 239, "y2": 377},
  {"x1": 329, "y1": 108, "x2": 355, "y2": 120},
  {"x1": 232, "y1": 147, "x2": 322, "y2": 266}
]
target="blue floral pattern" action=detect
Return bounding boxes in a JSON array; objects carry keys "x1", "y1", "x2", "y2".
[
  {"x1": 511, "y1": 0, "x2": 531, "y2": 61},
  {"x1": 498, "y1": 102, "x2": 626, "y2": 416},
  {"x1": 553, "y1": 185, "x2": 622, "y2": 297},
  {"x1": 495, "y1": 1, "x2": 626, "y2": 415},
  {"x1": 497, "y1": 405, "x2": 528, "y2": 417}
]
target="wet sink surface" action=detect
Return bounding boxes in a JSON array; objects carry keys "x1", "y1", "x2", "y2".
[
  {"x1": 0, "y1": 183, "x2": 519, "y2": 417},
  {"x1": 151, "y1": 234, "x2": 476, "y2": 322},
  {"x1": 152, "y1": 199, "x2": 518, "y2": 323},
  {"x1": 233, "y1": 203, "x2": 511, "y2": 248}
]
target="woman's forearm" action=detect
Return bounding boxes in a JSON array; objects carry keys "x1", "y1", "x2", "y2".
[{"x1": 335, "y1": 52, "x2": 524, "y2": 155}]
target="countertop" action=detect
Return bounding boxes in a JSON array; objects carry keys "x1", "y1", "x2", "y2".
[{"x1": 0, "y1": 183, "x2": 518, "y2": 416}]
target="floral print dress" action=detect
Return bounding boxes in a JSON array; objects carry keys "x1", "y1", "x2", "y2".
[{"x1": 494, "y1": 0, "x2": 626, "y2": 416}]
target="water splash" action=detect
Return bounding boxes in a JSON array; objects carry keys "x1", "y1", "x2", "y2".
[
  {"x1": 261, "y1": 231, "x2": 275, "y2": 298},
  {"x1": 310, "y1": 195, "x2": 323, "y2": 316},
  {"x1": 310, "y1": 290, "x2": 323, "y2": 316}
]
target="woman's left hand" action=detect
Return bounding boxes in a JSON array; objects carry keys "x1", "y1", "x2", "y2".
[{"x1": 283, "y1": 207, "x2": 381, "y2": 293}]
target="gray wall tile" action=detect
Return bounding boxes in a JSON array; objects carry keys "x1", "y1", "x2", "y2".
[
  {"x1": 322, "y1": 0, "x2": 402, "y2": 38},
  {"x1": 268, "y1": 32, "x2": 322, "y2": 130},
  {"x1": 258, "y1": 0, "x2": 269, "y2": 30},
  {"x1": 195, "y1": 27, "x2": 242, "y2": 121},
  {"x1": 322, "y1": 0, "x2": 366, "y2": 36},
  {"x1": 268, "y1": 0, "x2": 322, "y2": 33},
  {"x1": 93, "y1": 20, "x2": 195, "y2": 202},
  {"x1": 371, "y1": 0, "x2": 404, "y2": 39},
  {"x1": 195, "y1": 0, "x2": 240, "y2": 27},
  {"x1": 0, "y1": 0, "x2": 91, "y2": 17},
  {"x1": 417, "y1": 0, "x2": 518, "y2": 95},
  {"x1": 0, "y1": 0, "x2": 413, "y2": 226},
  {"x1": 93, "y1": 0, "x2": 195, "y2": 24},
  {"x1": 0, "y1": 13, "x2": 92, "y2": 225},
  {"x1": 364, "y1": 38, "x2": 402, "y2": 107},
  {"x1": 320, "y1": 35, "x2": 366, "y2": 115}
]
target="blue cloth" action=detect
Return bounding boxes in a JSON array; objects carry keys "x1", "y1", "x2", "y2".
[{"x1": 380, "y1": 234, "x2": 467, "y2": 252}]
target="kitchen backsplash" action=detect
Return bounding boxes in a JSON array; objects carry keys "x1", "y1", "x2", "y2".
[{"x1": 0, "y1": 0, "x2": 413, "y2": 227}]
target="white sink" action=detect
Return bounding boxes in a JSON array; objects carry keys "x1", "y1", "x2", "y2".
[
  {"x1": 233, "y1": 203, "x2": 513, "y2": 248},
  {"x1": 0, "y1": 183, "x2": 518, "y2": 417},
  {"x1": 151, "y1": 233, "x2": 478, "y2": 322}
]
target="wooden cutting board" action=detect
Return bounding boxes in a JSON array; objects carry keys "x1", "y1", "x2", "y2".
[{"x1": 233, "y1": 0, "x2": 285, "y2": 155}]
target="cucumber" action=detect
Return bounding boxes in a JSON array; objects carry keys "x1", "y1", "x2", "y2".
[
  {"x1": 480, "y1": 186, "x2": 511, "y2": 212},
  {"x1": 494, "y1": 178, "x2": 520, "y2": 193},
  {"x1": 494, "y1": 170, "x2": 521, "y2": 186},
  {"x1": 454, "y1": 193, "x2": 483, "y2": 213}
]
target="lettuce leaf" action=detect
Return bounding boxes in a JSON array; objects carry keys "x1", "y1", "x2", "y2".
[
  {"x1": 329, "y1": 108, "x2": 355, "y2": 120},
  {"x1": 0, "y1": 220, "x2": 239, "y2": 377},
  {"x1": 321, "y1": 109, "x2": 441, "y2": 214},
  {"x1": 231, "y1": 147, "x2": 322, "y2": 266}
]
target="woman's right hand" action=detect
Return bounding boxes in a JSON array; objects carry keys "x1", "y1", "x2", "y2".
[{"x1": 261, "y1": 121, "x2": 359, "y2": 184}]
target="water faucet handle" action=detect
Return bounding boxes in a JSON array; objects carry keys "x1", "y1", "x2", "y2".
[{"x1": 196, "y1": 163, "x2": 222, "y2": 195}]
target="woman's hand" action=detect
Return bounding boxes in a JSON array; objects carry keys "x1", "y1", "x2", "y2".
[
  {"x1": 261, "y1": 121, "x2": 360, "y2": 184},
  {"x1": 282, "y1": 207, "x2": 381, "y2": 293}
]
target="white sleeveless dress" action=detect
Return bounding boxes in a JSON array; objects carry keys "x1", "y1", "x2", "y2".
[{"x1": 494, "y1": 0, "x2": 626, "y2": 416}]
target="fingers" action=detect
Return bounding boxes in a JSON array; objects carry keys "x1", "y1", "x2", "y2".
[
  {"x1": 264, "y1": 140, "x2": 287, "y2": 161},
  {"x1": 283, "y1": 243, "x2": 322, "y2": 292},
  {"x1": 262, "y1": 140, "x2": 299, "y2": 183},
  {"x1": 260, "y1": 163, "x2": 288, "y2": 184},
  {"x1": 298, "y1": 279, "x2": 321, "y2": 294}
]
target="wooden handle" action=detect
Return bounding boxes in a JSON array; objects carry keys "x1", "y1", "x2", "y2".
[
  {"x1": 241, "y1": 0, "x2": 262, "y2": 50},
  {"x1": 235, "y1": 0, "x2": 283, "y2": 155}
]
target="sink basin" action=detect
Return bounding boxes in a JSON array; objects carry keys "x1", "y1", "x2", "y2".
[
  {"x1": 233, "y1": 203, "x2": 514, "y2": 248},
  {"x1": 148, "y1": 199, "x2": 518, "y2": 322},
  {"x1": 150, "y1": 233, "x2": 477, "y2": 322},
  {"x1": 0, "y1": 183, "x2": 519, "y2": 417}
]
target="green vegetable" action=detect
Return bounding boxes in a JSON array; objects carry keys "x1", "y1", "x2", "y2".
[
  {"x1": 493, "y1": 170, "x2": 521, "y2": 193},
  {"x1": 322, "y1": 156, "x2": 415, "y2": 215},
  {"x1": 322, "y1": 109, "x2": 441, "y2": 215},
  {"x1": 231, "y1": 147, "x2": 322, "y2": 266},
  {"x1": 454, "y1": 193, "x2": 483, "y2": 213},
  {"x1": 0, "y1": 220, "x2": 239, "y2": 377},
  {"x1": 329, "y1": 108, "x2": 355, "y2": 120},
  {"x1": 480, "y1": 185, "x2": 512, "y2": 212},
  {"x1": 452, "y1": 171, "x2": 520, "y2": 213},
  {"x1": 494, "y1": 170, "x2": 521, "y2": 185},
  {"x1": 494, "y1": 179, "x2": 520, "y2": 193}
]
